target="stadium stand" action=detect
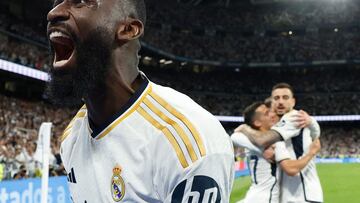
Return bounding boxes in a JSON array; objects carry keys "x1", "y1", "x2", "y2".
[
  {"x1": 0, "y1": 94, "x2": 74, "y2": 181},
  {"x1": 0, "y1": 0, "x2": 359, "y2": 181},
  {"x1": 2, "y1": 0, "x2": 360, "y2": 66},
  {"x1": 143, "y1": 0, "x2": 360, "y2": 62},
  {"x1": 0, "y1": 94, "x2": 359, "y2": 181}
]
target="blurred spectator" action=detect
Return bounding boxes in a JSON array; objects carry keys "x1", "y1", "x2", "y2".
[
  {"x1": 146, "y1": 67, "x2": 360, "y2": 116},
  {"x1": 0, "y1": 34, "x2": 51, "y2": 71},
  {"x1": 0, "y1": 94, "x2": 75, "y2": 180},
  {"x1": 319, "y1": 126, "x2": 360, "y2": 158},
  {"x1": 13, "y1": 164, "x2": 29, "y2": 180}
]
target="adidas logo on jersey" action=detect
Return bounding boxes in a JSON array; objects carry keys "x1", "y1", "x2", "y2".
[{"x1": 67, "y1": 168, "x2": 77, "y2": 184}]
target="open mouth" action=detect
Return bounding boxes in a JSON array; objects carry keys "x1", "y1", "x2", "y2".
[{"x1": 49, "y1": 31, "x2": 75, "y2": 69}]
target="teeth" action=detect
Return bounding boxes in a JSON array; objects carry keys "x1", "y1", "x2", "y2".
[
  {"x1": 49, "y1": 31, "x2": 70, "y2": 39},
  {"x1": 54, "y1": 60, "x2": 69, "y2": 66}
]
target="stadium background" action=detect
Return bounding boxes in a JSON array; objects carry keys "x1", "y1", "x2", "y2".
[{"x1": 0, "y1": 0, "x2": 359, "y2": 202}]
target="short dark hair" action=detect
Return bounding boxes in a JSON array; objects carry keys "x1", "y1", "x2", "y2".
[
  {"x1": 272, "y1": 82, "x2": 294, "y2": 96},
  {"x1": 264, "y1": 97, "x2": 272, "y2": 108},
  {"x1": 243, "y1": 101, "x2": 264, "y2": 129}
]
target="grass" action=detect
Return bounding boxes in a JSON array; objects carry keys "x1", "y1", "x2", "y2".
[
  {"x1": 230, "y1": 164, "x2": 360, "y2": 203},
  {"x1": 230, "y1": 176, "x2": 252, "y2": 203}
]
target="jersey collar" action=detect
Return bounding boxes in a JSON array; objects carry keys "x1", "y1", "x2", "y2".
[{"x1": 89, "y1": 72, "x2": 150, "y2": 139}]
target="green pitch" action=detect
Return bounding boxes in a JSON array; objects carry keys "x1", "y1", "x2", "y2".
[{"x1": 230, "y1": 164, "x2": 360, "y2": 203}]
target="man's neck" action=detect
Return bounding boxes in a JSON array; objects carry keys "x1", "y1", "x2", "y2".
[
  {"x1": 259, "y1": 127, "x2": 267, "y2": 132},
  {"x1": 85, "y1": 72, "x2": 142, "y2": 130}
]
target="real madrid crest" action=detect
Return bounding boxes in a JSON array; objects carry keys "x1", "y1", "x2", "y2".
[{"x1": 111, "y1": 164, "x2": 125, "y2": 202}]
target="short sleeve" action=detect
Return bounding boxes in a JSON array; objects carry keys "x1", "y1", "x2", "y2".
[
  {"x1": 231, "y1": 132, "x2": 262, "y2": 154},
  {"x1": 274, "y1": 141, "x2": 291, "y2": 162},
  {"x1": 271, "y1": 110, "x2": 301, "y2": 140}
]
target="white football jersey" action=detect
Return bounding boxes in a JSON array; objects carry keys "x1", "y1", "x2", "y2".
[
  {"x1": 272, "y1": 110, "x2": 323, "y2": 203},
  {"x1": 60, "y1": 77, "x2": 234, "y2": 203},
  {"x1": 231, "y1": 133, "x2": 290, "y2": 203}
]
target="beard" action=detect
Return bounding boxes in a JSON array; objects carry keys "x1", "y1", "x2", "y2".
[{"x1": 45, "y1": 27, "x2": 113, "y2": 107}]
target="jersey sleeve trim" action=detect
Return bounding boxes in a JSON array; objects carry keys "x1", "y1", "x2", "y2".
[
  {"x1": 61, "y1": 105, "x2": 86, "y2": 142},
  {"x1": 137, "y1": 106, "x2": 189, "y2": 168},
  {"x1": 149, "y1": 91, "x2": 206, "y2": 157},
  {"x1": 95, "y1": 83, "x2": 152, "y2": 140},
  {"x1": 143, "y1": 98, "x2": 198, "y2": 163}
]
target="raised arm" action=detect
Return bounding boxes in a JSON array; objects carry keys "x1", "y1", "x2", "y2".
[
  {"x1": 235, "y1": 124, "x2": 283, "y2": 149},
  {"x1": 237, "y1": 110, "x2": 304, "y2": 148},
  {"x1": 295, "y1": 110, "x2": 321, "y2": 139}
]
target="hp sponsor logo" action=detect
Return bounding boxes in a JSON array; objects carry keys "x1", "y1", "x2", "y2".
[{"x1": 171, "y1": 176, "x2": 221, "y2": 203}]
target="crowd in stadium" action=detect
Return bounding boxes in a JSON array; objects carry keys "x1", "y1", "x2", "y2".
[
  {"x1": 143, "y1": 0, "x2": 360, "y2": 61},
  {"x1": 145, "y1": 28, "x2": 360, "y2": 62},
  {"x1": 1, "y1": 0, "x2": 360, "y2": 66},
  {"x1": 0, "y1": 0, "x2": 359, "y2": 181},
  {"x1": 0, "y1": 94, "x2": 359, "y2": 180},
  {"x1": 147, "y1": 68, "x2": 360, "y2": 116},
  {"x1": 147, "y1": 0, "x2": 360, "y2": 30},
  {"x1": 2, "y1": 27, "x2": 360, "y2": 116},
  {"x1": 0, "y1": 95, "x2": 74, "y2": 181},
  {"x1": 1, "y1": 33, "x2": 359, "y2": 117},
  {"x1": 0, "y1": 37, "x2": 50, "y2": 71},
  {"x1": 0, "y1": 35, "x2": 360, "y2": 115},
  {"x1": 320, "y1": 126, "x2": 360, "y2": 159}
]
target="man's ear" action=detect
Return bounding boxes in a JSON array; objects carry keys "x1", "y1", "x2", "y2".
[
  {"x1": 292, "y1": 97, "x2": 296, "y2": 109},
  {"x1": 116, "y1": 18, "x2": 144, "y2": 42},
  {"x1": 253, "y1": 120, "x2": 262, "y2": 129}
]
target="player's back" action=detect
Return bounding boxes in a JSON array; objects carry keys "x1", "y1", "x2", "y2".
[
  {"x1": 60, "y1": 78, "x2": 234, "y2": 203},
  {"x1": 231, "y1": 133, "x2": 279, "y2": 203},
  {"x1": 245, "y1": 152, "x2": 279, "y2": 203}
]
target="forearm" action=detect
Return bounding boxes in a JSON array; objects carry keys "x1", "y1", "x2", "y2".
[
  {"x1": 280, "y1": 152, "x2": 316, "y2": 176},
  {"x1": 244, "y1": 129, "x2": 283, "y2": 149}
]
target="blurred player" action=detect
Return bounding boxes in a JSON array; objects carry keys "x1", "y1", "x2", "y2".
[
  {"x1": 231, "y1": 102, "x2": 320, "y2": 203},
  {"x1": 46, "y1": 0, "x2": 234, "y2": 202},
  {"x1": 238, "y1": 83, "x2": 323, "y2": 203},
  {"x1": 264, "y1": 97, "x2": 279, "y2": 125},
  {"x1": 271, "y1": 83, "x2": 323, "y2": 203}
]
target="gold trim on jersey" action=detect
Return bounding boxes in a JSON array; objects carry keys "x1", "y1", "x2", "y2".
[
  {"x1": 64, "y1": 111, "x2": 86, "y2": 132},
  {"x1": 61, "y1": 130, "x2": 71, "y2": 142},
  {"x1": 61, "y1": 107, "x2": 87, "y2": 142},
  {"x1": 143, "y1": 98, "x2": 198, "y2": 163},
  {"x1": 96, "y1": 85, "x2": 152, "y2": 140},
  {"x1": 149, "y1": 92, "x2": 206, "y2": 157},
  {"x1": 137, "y1": 107, "x2": 189, "y2": 168}
]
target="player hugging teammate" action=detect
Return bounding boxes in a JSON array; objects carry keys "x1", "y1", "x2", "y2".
[{"x1": 232, "y1": 83, "x2": 323, "y2": 203}]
